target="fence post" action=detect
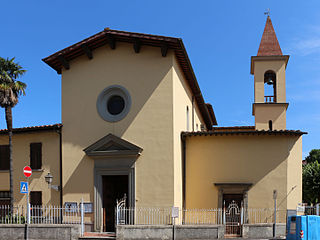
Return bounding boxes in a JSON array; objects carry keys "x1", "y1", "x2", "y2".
[
  {"x1": 241, "y1": 206, "x2": 244, "y2": 225},
  {"x1": 317, "y1": 204, "x2": 320, "y2": 216},
  {"x1": 80, "y1": 198, "x2": 84, "y2": 236},
  {"x1": 116, "y1": 201, "x2": 119, "y2": 226}
]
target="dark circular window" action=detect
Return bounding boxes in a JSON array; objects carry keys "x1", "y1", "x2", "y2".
[
  {"x1": 97, "y1": 85, "x2": 131, "y2": 122},
  {"x1": 107, "y1": 95, "x2": 125, "y2": 115}
]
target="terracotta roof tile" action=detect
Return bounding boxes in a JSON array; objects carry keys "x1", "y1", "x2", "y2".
[
  {"x1": 212, "y1": 126, "x2": 255, "y2": 132},
  {"x1": 0, "y1": 124, "x2": 62, "y2": 135},
  {"x1": 257, "y1": 16, "x2": 283, "y2": 56},
  {"x1": 182, "y1": 129, "x2": 307, "y2": 137}
]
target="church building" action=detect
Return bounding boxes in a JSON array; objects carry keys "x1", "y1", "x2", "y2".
[{"x1": 0, "y1": 16, "x2": 305, "y2": 232}]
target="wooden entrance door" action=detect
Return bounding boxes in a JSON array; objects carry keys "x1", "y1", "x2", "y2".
[
  {"x1": 224, "y1": 194, "x2": 243, "y2": 237},
  {"x1": 102, "y1": 175, "x2": 128, "y2": 232}
]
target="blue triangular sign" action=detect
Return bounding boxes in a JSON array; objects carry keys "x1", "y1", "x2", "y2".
[{"x1": 20, "y1": 182, "x2": 28, "y2": 194}]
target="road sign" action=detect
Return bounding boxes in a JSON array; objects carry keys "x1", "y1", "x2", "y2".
[
  {"x1": 23, "y1": 166, "x2": 32, "y2": 178},
  {"x1": 172, "y1": 207, "x2": 179, "y2": 218},
  {"x1": 20, "y1": 182, "x2": 28, "y2": 194}
]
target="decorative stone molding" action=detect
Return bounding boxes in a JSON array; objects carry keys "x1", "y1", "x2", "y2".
[{"x1": 96, "y1": 85, "x2": 131, "y2": 122}]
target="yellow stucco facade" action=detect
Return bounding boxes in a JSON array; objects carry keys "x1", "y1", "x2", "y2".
[
  {"x1": 0, "y1": 130, "x2": 60, "y2": 206},
  {"x1": 60, "y1": 43, "x2": 204, "y2": 210},
  {"x1": 0, "y1": 17, "x2": 305, "y2": 232},
  {"x1": 185, "y1": 134, "x2": 302, "y2": 211},
  {"x1": 251, "y1": 56, "x2": 289, "y2": 130}
]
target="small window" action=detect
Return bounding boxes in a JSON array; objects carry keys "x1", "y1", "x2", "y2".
[
  {"x1": 186, "y1": 106, "x2": 189, "y2": 131},
  {"x1": 30, "y1": 143, "x2": 42, "y2": 170},
  {"x1": 107, "y1": 95, "x2": 125, "y2": 115},
  {"x1": 30, "y1": 191, "x2": 42, "y2": 206},
  {"x1": 0, "y1": 145, "x2": 9, "y2": 171},
  {"x1": 0, "y1": 191, "x2": 10, "y2": 206}
]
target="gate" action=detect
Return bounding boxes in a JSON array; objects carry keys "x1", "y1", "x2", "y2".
[
  {"x1": 224, "y1": 200, "x2": 243, "y2": 237},
  {"x1": 116, "y1": 194, "x2": 127, "y2": 225}
]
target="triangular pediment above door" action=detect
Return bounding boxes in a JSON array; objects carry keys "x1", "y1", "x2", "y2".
[{"x1": 83, "y1": 134, "x2": 143, "y2": 158}]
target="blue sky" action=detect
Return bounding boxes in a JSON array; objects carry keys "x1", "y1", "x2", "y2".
[{"x1": 1, "y1": 1, "x2": 319, "y2": 158}]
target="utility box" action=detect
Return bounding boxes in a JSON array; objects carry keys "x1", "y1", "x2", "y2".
[{"x1": 287, "y1": 215, "x2": 320, "y2": 240}]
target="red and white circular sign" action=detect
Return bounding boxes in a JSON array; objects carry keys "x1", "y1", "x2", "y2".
[{"x1": 23, "y1": 166, "x2": 32, "y2": 178}]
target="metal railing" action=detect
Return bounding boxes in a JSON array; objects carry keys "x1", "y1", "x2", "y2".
[
  {"x1": 116, "y1": 207, "x2": 172, "y2": 225},
  {"x1": 0, "y1": 204, "x2": 82, "y2": 225},
  {"x1": 116, "y1": 207, "x2": 288, "y2": 226},
  {"x1": 0, "y1": 205, "x2": 25, "y2": 224},
  {"x1": 265, "y1": 95, "x2": 275, "y2": 103},
  {"x1": 182, "y1": 208, "x2": 223, "y2": 225},
  {"x1": 304, "y1": 205, "x2": 320, "y2": 215},
  {"x1": 245, "y1": 208, "x2": 287, "y2": 224}
]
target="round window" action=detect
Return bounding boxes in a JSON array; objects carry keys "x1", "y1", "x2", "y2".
[
  {"x1": 97, "y1": 85, "x2": 131, "y2": 122},
  {"x1": 107, "y1": 95, "x2": 125, "y2": 115}
]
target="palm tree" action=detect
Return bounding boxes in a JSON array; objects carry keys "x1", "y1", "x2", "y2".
[{"x1": 0, "y1": 57, "x2": 26, "y2": 210}]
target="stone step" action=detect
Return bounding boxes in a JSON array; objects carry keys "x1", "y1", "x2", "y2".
[
  {"x1": 79, "y1": 237, "x2": 116, "y2": 239},
  {"x1": 79, "y1": 232, "x2": 116, "y2": 240}
]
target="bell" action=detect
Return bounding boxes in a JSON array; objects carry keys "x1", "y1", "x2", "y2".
[{"x1": 266, "y1": 78, "x2": 273, "y2": 85}]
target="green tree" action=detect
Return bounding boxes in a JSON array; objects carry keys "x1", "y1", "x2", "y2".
[
  {"x1": 0, "y1": 57, "x2": 26, "y2": 210},
  {"x1": 305, "y1": 149, "x2": 320, "y2": 164},
  {"x1": 303, "y1": 150, "x2": 320, "y2": 205}
]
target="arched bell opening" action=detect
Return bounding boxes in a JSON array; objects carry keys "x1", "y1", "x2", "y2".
[{"x1": 264, "y1": 70, "x2": 277, "y2": 103}]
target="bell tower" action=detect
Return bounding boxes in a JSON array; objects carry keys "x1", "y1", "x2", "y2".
[{"x1": 251, "y1": 16, "x2": 289, "y2": 130}]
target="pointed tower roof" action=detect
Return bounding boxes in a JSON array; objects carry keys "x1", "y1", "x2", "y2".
[{"x1": 257, "y1": 16, "x2": 282, "y2": 56}]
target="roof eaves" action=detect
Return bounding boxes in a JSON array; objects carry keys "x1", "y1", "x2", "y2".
[
  {"x1": 206, "y1": 103, "x2": 217, "y2": 126},
  {"x1": 0, "y1": 124, "x2": 62, "y2": 135},
  {"x1": 182, "y1": 129, "x2": 307, "y2": 137},
  {"x1": 176, "y1": 39, "x2": 213, "y2": 130}
]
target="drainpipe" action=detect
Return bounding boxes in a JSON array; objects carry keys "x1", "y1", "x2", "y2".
[
  {"x1": 181, "y1": 134, "x2": 186, "y2": 216},
  {"x1": 57, "y1": 128, "x2": 63, "y2": 207}
]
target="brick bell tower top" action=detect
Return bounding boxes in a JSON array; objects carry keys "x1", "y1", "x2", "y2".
[
  {"x1": 251, "y1": 16, "x2": 290, "y2": 131},
  {"x1": 257, "y1": 16, "x2": 283, "y2": 56}
]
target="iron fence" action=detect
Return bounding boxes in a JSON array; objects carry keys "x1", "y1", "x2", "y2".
[
  {"x1": 304, "y1": 205, "x2": 320, "y2": 216},
  {"x1": 244, "y1": 208, "x2": 287, "y2": 224},
  {"x1": 0, "y1": 205, "x2": 81, "y2": 225},
  {"x1": 0, "y1": 205, "x2": 25, "y2": 224},
  {"x1": 116, "y1": 207, "x2": 172, "y2": 225},
  {"x1": 182, "y1": 208, "x2": 223, "y2": 225},
  {"x1": 116, "y1": 207, "x2": 288, "y2": 226}
]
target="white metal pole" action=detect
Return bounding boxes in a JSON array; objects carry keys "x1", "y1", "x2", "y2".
[
  {"x1": 25, "y1": 177, "x2": 30, "y2": 240},
  {"x1": 81, "y1": 198, "x2": 84, "y2": 236},
  {"x1": 27, "y1": 178, "x2": 30, "y2": 224}
]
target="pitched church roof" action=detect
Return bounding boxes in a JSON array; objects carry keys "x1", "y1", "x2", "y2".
[
  {"x1": 257, "y1": 16, "x2": 283, "y2": 56},
  {"x1": 43, "y1": 28, "x2": 217, "y2": 129}
]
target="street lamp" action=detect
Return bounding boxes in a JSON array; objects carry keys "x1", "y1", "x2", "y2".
[
  {"x1": 45, "y1": 172, "x2": 60, "y2": 191},
  {"x1": 45, "y1": 172, "x2": 53, "y2": 185}
]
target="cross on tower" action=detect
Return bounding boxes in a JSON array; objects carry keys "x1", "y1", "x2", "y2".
[{"x1": 264, "y1": 8, "x2": 270, "y2": 17}]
